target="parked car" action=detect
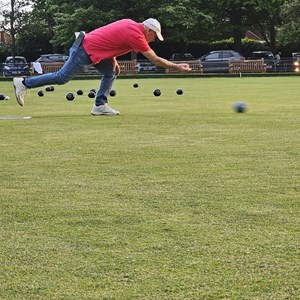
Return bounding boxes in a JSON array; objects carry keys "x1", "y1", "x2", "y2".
[
  {"x1": 250, "y1": 51, "x2": 274, "y2": 60},
  {"x1": 292, "y1": 52, "x2": 300, "y2": 61},
  {"x1": 2, "y1": 56, "x2": 30, "y2": 77},
  {"x1": 170, "y1": 53, "x2": 195, "y2": 61},
  {"x1": 136, "y1": 61, "x2": 157, "y2": 73},
  {"x1": 200, "y1": 50, "x2": 244, "y2": 73},
  {"x1": 35, "y1": 53, "x2": 69, "y2": 63},
  {"x1": 291, "y1": 53, "x2": 300, "y2": 72},
  {"x1": 249, "y1": 51, "x2": 275, "y2": 71}
]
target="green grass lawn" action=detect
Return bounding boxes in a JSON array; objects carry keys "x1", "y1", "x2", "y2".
[{"x1": 0, "y1": 77, "x2": 299, "y2": 299}]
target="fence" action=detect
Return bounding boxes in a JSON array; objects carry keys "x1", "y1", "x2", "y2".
[
  {"x1": 118, "y1": 61, "x2": 138, "y2": 74},
  {"x1": 30, "y1": 62, "x2": 65, "y2": 75},
  {"x1": 229, "y1": 59, "x2": 266, "y2": 73},
  {"x1": 27, "y1": 58, "x2": 298, "y2": 76},
  {"x1": 30, "y1": 60, "x2": 137, "y2": 76}
]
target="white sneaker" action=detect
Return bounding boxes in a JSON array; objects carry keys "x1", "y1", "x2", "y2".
[
  {"x1": 91, "y1": 104, "x2": 120, "y2": 116},
  {"x1": 13, "y1": 77, "x2": 28, "y2": 106}
]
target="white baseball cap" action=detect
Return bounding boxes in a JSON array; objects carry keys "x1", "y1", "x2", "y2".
[{"x1": 143, "y1": 18, "x2": 164, "y2": 41}]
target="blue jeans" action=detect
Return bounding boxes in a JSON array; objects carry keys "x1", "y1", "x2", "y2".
[{"x1": 25, "y1": 42, "x2": 117, "y2": 106}]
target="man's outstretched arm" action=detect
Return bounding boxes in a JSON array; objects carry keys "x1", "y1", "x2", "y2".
[{"x1": 142, "y1": 49, "x2": 192, "y2": 73}]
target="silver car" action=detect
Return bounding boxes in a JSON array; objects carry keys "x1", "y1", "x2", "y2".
[{"x1": 136, "y1": 61, "x2": 157, "y2": 73}]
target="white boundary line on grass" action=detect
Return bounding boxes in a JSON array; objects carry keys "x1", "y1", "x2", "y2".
[{"x1": 0, "y1": 116, "x2": 32, "y2": 120}]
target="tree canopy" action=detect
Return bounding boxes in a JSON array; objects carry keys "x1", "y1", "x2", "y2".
[{"x1": 0, "y1": 0, "x2": 298, "y2": 60}]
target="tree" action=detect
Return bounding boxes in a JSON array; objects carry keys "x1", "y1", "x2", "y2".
[
  {"x1": 202, "y1": 0, "x2": 252, "y2": 52},
  {"x1": 202, "y1": 0, "x2": 284, "y2": 53},
  {"x1": 40, "y1": 0, "x2": 212, "y2": 53},
  {"x1": 47, "y1": 0, "x2": 125, "y2": 50},
  {"x1": 156, "y1": 0, "x2": 212, "y2": 43},
  {"x1": 0, "y1": 0, "x2": 32, "y2": 56},
  {"x1": 4, "y1": 0, "x2": 291, "y2": 59},
  {"x1": 277, "y1": 0, "x2": 300, "y2": 51},
  {"x1": 248, "y1": 0, "x2": 285, "y2": 53},
  {"x1": 17, "y1": 0, "x2": 58, "y2": 60}
]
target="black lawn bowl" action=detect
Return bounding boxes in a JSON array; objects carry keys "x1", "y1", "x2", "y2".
[
  {"x1": 66, "y1": 92, "x2": 75, "y2": 101},
  {"x1": 45, "y1": 86, "x2": 54, "y2": 92},
  {"x1": 88, "y1": 91, "x2": 96, "y2": 98},
  {"x1": 153, "y1": 89, "x2": 161, "y2": 97},
  {"x1": 109, "y1": 90, "x2": 116, "y2": 97},
  {"x1": 38, "y1": 90, "x2": 44, "y2": 97}
]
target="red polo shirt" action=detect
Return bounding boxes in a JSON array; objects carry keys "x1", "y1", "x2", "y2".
[{"x1": 82, "y1": 19, "x2": 151, "y2": 64}]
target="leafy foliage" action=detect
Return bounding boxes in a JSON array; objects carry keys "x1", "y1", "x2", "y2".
[
  {"x1": 277, "y1": 0, "x2": 300, "y2": 50},
  {"x1": 16, "y1": 0, "x2": 55, "y2": 60},
  {"x1": 156, "y1": 0, "x2": 213, "y2": 44},
  {"x1": 1, "y1": 0, "x2": 299, "y2": 58},
  {"x1": 0, "y1": 0, "x2": 33, "y2": 56}
]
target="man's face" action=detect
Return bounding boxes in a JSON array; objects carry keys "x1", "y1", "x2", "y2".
[{"x1": 145, "y1": 28, "x2": 157, "y2": 43}]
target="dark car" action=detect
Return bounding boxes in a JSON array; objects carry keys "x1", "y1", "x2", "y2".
[
  {"x1": 250, "y1": 51, "x2": 274, "y2": 60},
  {"x1": 249, "y1": 51, "x2": 275, "y2": 71},
  {"x1": 35, "y1": 54, "x2": 69, "y2": 63},
  {"x1": 200, "y1": 50, "x2": 244, "y2": 73},
  {"x1": 170, "y1": 53, "x2": 196, "y2": 61},
  {"x1": 3, "y1": 56, "x2": 30, "y2": 77}
]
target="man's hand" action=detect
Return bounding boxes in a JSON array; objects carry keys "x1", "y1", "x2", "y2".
[
  {"x1": 112, "y1": 57, "x2": 121, "y2": 75},
  {"x1": 176, "y1": 63, "x2": 192, "y2": 73}
]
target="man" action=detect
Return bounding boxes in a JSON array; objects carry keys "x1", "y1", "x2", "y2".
[{"x1": 13, "y1": 18, "x2": 191, "y2": 116}]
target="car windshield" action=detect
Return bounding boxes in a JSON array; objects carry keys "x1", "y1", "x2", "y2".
[{"x1": 6, "y1": 57, "x2": 26, "y2": 64}]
